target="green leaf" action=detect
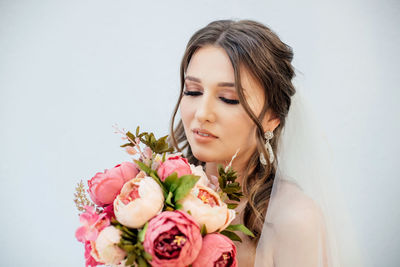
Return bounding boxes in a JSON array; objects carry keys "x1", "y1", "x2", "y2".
[
  {"x1": 121, "y1": 226, "x2": 136, "y2": 237},
  {"x1": 120, "y1": 142, "x2": 134, "y2": 148},
  {"x1": 225, "y1": 224, "x2": 255, "y2": 237},
  {"x1": 218, "y1": 174, "x2": 224, "y2": 189},
  {"x1": 138, "y1": 222, "x2": 149, "y2": 243},
  {"x1": 164, "y1": 173, "x2": 179, "y2": 192},
  {"x1": 173, "y1": 175, "x2": 199, "y2": 203},
  {"x1": 127, "y1": 131, "x2": 136, "y2": 142},
  {"x1": 129, "y1": 127, "x2": 175, "y2": 155},
  {"x1": 122, "y1": 244, "x2": 136, "y2": 253},
  {"x1": 227, "y1": 195, "x2": 241, "y2": 202},
  {"x1": 135, "y1": 160, "x2": 152, "y2": 175},
  {"x1": 121, "y1": 239, "x2": 134, "y2": 245},
  {"x1": 138, "y1": 256, "x2": 148, "y2": 267},
  {"x1": 122, "y1": 232, "x2": 135, "y2": 240},
  {"x1": 227, "y1": 203, "x2": 238, "y2": 209},
  {"x1": 227, "y1": 182, "x2": 240, "y2": 188},
  {"x1": 175, "y1": 203, "x2": 183, "y2": 210},
  {"x1": 224, "y1": 187, "x2": 239, "y2": 194},
  {"x1": 125, "y1": 253, "x2": 136, "y2": 266},
  {"x1": 143, "y1": 251, "x2": 152, "y2": 261},
  {"x1": 165, "y1": 191, "x2": 174, "y2": 206},
  {"x1": 136, "y1": 242, "x2": 144, "y2": 253},
  {"x1": 220, "y1": 230, "x2": 242, "y2": 242},
  {"x1": 200, "y1": 224, "x2": 207, "y2": 236}
]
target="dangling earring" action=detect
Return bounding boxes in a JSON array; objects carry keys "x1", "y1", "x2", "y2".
[{"x1": 260, "y1": 131, "x2": 274, "y2": 165}]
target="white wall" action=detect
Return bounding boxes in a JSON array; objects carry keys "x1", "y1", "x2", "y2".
[{"x1": 0, "y1": 0, "x2": 398, "y2": 266}]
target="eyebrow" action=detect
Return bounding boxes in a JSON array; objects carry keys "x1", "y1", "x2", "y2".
[{"x1": 185, "y1": 76, "x2": 235, "y2": 87}]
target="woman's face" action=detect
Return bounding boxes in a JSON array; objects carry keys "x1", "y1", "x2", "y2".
[{"x1": 180, "y1": 45, "x2": 278, "y2": 167}]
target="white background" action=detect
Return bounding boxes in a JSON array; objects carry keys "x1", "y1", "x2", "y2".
[{"x1": 0, "y1": 0, "x2": 399, "y2": 266}]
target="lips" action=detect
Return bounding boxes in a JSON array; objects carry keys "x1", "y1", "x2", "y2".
[{"x1": 192, "y1": 128, "x2": 218, "y2": 138}]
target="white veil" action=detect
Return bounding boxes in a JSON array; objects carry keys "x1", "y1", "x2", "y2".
[{"x1": 254, "y1": 93, "x2": 362, "y2": 266}]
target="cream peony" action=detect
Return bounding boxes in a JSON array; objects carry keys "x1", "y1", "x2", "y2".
[
  {"x1": 190, "y1": 164, "x2": 209, "y2": 185},
  {"x1": 91, "y1": 226, "x2": 126, "y2": 265},
  {"x1": 179, "y1": 184, "x2": 235, "y2": 233},
  {"x1": 113, "y1": 172, "x2": 164, "y2": 228}
]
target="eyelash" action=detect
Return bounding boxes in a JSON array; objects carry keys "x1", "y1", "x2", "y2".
[{"x1": 183, "y1": 90, "x2": 240, "y2": 105}]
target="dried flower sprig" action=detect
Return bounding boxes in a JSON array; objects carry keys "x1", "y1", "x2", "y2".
[
  {"x1": 113, "y1": 124, "x2": 148, "y2": 160},
  {"x1": 74, "y1": 180, "x2": 94, "y2": 212},
  {"x1": 218, "y1": 149, "x2": 243, "y2": 209},
  {"x1": 118, "y1": 126, "x2": 174, "y2": 156},
  {"x1": 225, "y1": 148, "x2": 240, "y2": 172}
]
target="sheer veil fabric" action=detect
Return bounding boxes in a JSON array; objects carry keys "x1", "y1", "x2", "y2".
[{"x1": 254, "y1": 93, "x2": 362, "y2": 267}]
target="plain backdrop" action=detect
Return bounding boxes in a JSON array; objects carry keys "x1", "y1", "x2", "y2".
[{"x1": 0, "y1": 0, "x2": 399, "y2": 266}]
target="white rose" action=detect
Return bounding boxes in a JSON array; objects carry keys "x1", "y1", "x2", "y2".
[
  {"x1": 114, "y1": 174, "x2": 164, "y2": 228},
  {"x1": 179, "y1": 184, "x2": 235, "y2": 233},
  {"x1": 91, "y1": 226, "x2": 126, "y2": 265}
]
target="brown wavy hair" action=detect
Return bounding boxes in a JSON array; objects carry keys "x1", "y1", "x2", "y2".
[{"x1": 169, "y1": 19, "x2": 296, "y2": 242}]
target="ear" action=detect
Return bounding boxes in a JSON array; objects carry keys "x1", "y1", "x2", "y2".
[{"x1": 262, "y1": 110, "x2": 280, "y2": 132}]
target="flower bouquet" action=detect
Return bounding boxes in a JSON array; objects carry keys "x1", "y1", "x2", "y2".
[{"x1": 74, "y1": 126, "x2": 253, "y2": 267}]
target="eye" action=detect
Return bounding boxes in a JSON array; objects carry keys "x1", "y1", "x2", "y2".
[
  {"x1": 220, "y1": 97, "x2": 240, "y2": 105},
  {"x1": 183, "y1": 90, "x2": 202, "y2": 96}
]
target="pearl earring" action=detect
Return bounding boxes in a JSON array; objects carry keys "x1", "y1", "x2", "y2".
[{"x1": 260, "y1": 131, "x2": 274, "y2": 165}]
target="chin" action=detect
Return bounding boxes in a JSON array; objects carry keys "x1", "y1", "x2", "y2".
[{"x1": 191, "y1": 149, "x2": 220, "y2": 163}]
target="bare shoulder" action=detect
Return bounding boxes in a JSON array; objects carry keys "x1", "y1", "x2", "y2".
[
  {"x1": 263, "y1": 181, "x2": 330, "y2": 266},
  {"x1": 270, "y1": 181, "x2": 325, "y2": 235}
]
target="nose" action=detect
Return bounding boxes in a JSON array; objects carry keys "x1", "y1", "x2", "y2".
[{"x1": 195, "y1": 92, "x2": 216, "y2": 124}]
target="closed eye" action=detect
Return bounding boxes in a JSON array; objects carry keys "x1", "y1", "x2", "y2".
[
  {"x1": 183, "y1": 90, "x2": 202, "y2": 96},
  {"x1": 220, "y1": 97, "x2": 239, "y2": 105},
  {"x1": 183, "y1": 90, "x2": 239, "y2": 105}
]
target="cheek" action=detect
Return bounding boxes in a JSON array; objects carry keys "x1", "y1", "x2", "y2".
[
  {"x1": 224, "y1": 110, "x2": 257, "y2": 143},
  {"x1": 179, "y1": 99, "x2": 193, "y2": 128}
]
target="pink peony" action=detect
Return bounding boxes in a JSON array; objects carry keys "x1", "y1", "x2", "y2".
[
  {"x1": 192, "y1": 233, "x2": 237, "y2": 267},
  {"x1": 102, "y1": 204, "x2": 115, "y2": 221},
  {"x1": 157, "y1": 155, "x2": 191, "y2": 181},
  {"x1": 88, "y1": 162, "x2": 139, "y2": 206},
  {"x1": 84, "y1": 241, "x2": 102, "y2": 267},
  {"x1": 143, "y1": 210, "x2": 202, "y2": 267},
  {"x1": 75, "y1": 206, "x2": 110, "y2": 243}
]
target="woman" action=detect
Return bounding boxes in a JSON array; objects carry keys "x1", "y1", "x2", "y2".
[{"x1": 169, "y1": 20, "x2": 358, "y2": 266}]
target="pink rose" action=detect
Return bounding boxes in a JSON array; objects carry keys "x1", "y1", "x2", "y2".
[
  {"x1": 192, "y1": 233, "x2": 237, "y2": 267},
  {"x1": 88, "y1": 162, "x2": 139, "y2": 206},
  {"x1": 157, "y1": 155, "x2": 191, "y2": 181},
  {"x1": 143, "y1": 211, "x2": 202, "y2": 267},
  {"x1": 75, "y1": 206, "x2": 110, "y2": 243}
]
